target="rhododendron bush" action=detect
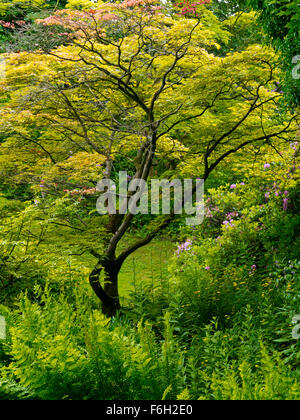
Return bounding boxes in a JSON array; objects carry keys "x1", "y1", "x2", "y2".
[{"x1": 169, "y1": 141, "x2": 299, "y2": 327}]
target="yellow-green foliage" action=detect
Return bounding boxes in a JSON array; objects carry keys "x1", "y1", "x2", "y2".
[
  {"x1": 205, "y1": 345, "x2": 299, "y2": 400},
  {"x1": 0, "y1": 0, "x2": 46, "y2": 15},
  {"x1": 66, "y1": 0, "x2": 102, "y2": 10},
  {"x1": 0, "y1": 2, "x2": 299, "y2": 402},
  {"x1": 1, "y1": 290, "x2": 299, "y2": 400},
  {"x1": 1, "y1": 292, "x2": 187, "y2": 400}
]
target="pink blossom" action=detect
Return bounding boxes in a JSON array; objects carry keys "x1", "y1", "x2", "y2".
[
  {"x1": 176, "y1": 239, "x2": 192, "y2": 255},
  {"x1": 223, "y1": 220, "x2": 234, "y2": 228},
  {"x1": 226, "y1": 211, "x2": 239, "y2": 220}
]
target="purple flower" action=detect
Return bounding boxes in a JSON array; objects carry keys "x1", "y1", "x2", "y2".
[
  {"x1": 205, "y1": 266, "x2": 210, "y2": 270},
  {"x1": 176, "y1": 239, "x2": 193, "y2": 255},
  {"x1": 283, "y1": 198, "x2": 288, "y2": 211},
  {"x1": 290, "y1": 142, "x2": 298, "y2": 152},
  {"x1": 226, "y1": 211, "x2": 239, "y2": 220},
  {"x1": 284, "y1": 191, "x2": 289, "y2": 196},
  {"x1": 264, "y1": 163, "x2": 271, "y2": 169},
  {"x1": 240, "y1": 182, "x2": 245, "y2": 186},
  {"x1": 206, "y1": 208, "x2": 213, "y2": 218},
  {"x1": 230, "y1": 184, "x2": 237, "y2": 189},
  {"x1": 265, "y1": 192, "x2": 270, "y2": 200},
  {"x1": 223, "y1": 220, "x2": 234, "y2": 228}
]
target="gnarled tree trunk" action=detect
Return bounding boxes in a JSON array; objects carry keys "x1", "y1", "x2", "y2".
[
  {"x1": 89, "y1": 255, "x2": 121, "y2": 317},
  {"x1": 102, "y1": 263, "x2": 121, "y2": 317}
]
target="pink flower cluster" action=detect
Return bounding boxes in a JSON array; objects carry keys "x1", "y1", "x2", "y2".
[
  {"x1": 120, "y1": 0, "x2": 160, "y2": 8},
  {"x1": 222, "y1": 211, "x2": 239, "y2": 228},
  {"x1": 176, "y1": 239, "x2": 192, "y2": 256},
  {"x1": 0, "y1": 20, "x2": 15, "y2": 29},
  {"x1": 204, "y1": 201, "x2": 220, "y2": 219},
  {"x1": 176, "y1": 0, "x2": 211, "y2": 16},
  {"x1": 0, "y1": 20, "x2": 25, "y2": 29},
  {"x1": 226, "y1": 211, "x2": 239, "y2": 220},
  {"x1": 265, "y1": 182, "x2": 291, "y2": 211},
  {"x1": 222, "y1": 220, "x2": 235, "y2": 228},
  {"x1": 290, "y1": 142, "x2": 298, "y2": 153},
  {"x1": 63, "y1": 187, "x2": 96, "y2": 196}
]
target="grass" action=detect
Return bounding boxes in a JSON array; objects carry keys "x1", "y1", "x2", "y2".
[{"x1": 118, "y1": 238, "x2": 175, "y2": 302}]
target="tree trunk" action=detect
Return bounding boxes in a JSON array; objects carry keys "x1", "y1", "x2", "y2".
[
  {"x1": 102, "y1": 264, "x2": 121, "y2": 317},
  {"x1": 89, "y1": 256, "x2": 121, "y2": 317}
]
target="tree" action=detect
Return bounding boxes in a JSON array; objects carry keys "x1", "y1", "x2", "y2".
[
  {"x1": 0, "y1": 0, "x2": 67, "y2": 16},
  {"x1": 0, "y1": 0, "x2": 298, "y2": 316},
  {"x1": 239, "y1": 0, "x2": 300, "y2": 106},
  {"x1": 0, "y1": 0, "x2": 69, "y2": 52}
]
